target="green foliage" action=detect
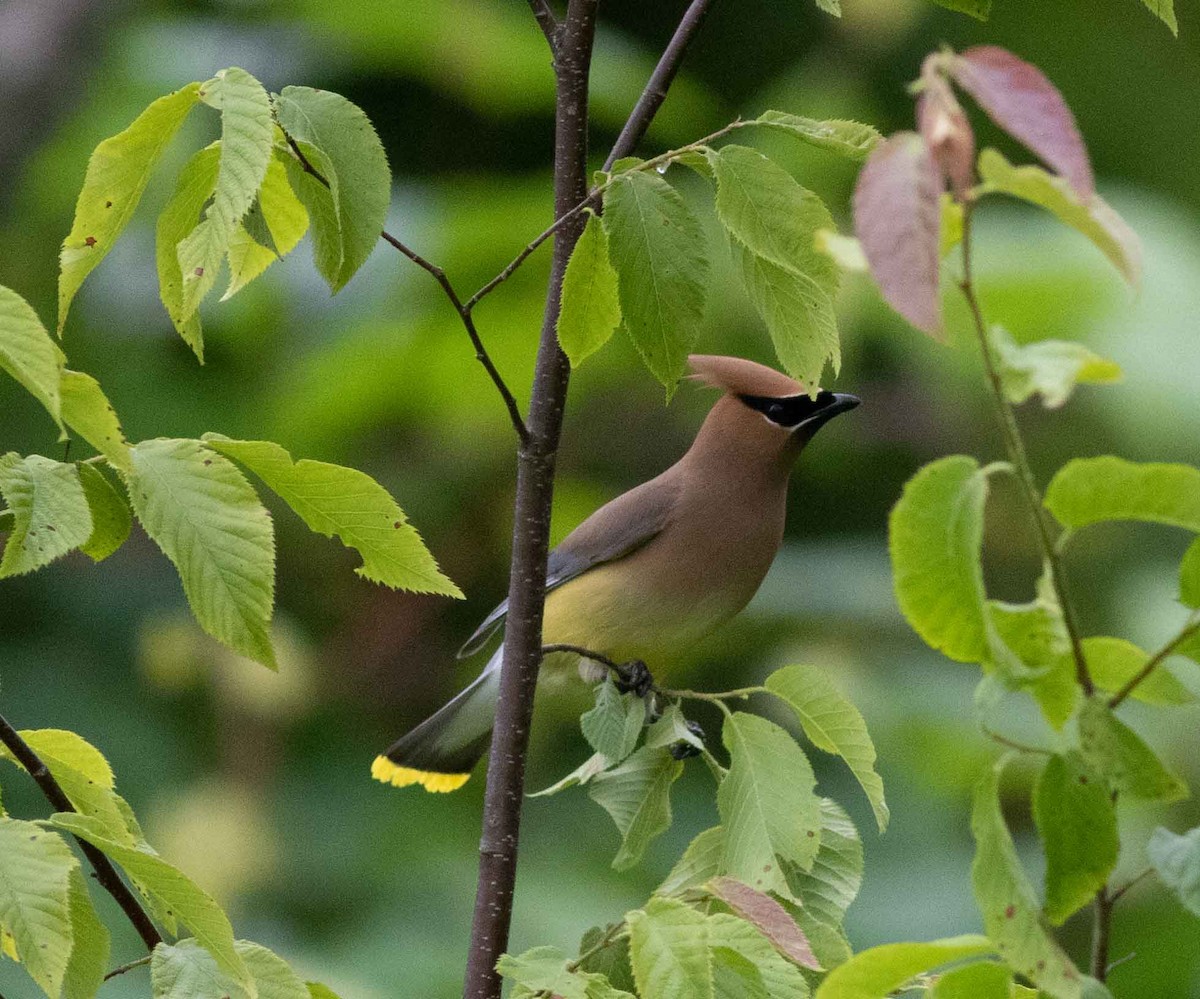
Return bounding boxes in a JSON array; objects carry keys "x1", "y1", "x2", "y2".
[
  {"x1": 928, "y1": 961, "x2": 1011, "y2": 997},
  {"x1": 1032, "y1": 752, "x2": 1118, "y2": 925},
  {"x1": 200, "y1": 435, "x2": 460, "y2": 596},
  {"x1": 273, "y1": 86, "x2": 392, "y2": 292},
  {"x1": 929, "y1": 0, "x2": 992, "y2": 20},
  {"x1": 813, "y1": 935, "x2": 994, "y2": 999},
  {"x1": 705, "y1": 913, "x2": 810, "y2": 999},
  {"x1": 0, "y1": 455, "x2": 92, "y2": 579},
  {"x1": 990, "y1": 326, "x2": 1122, "y2": 409},
  {"x1": 62, "y1": 869, "x2": 109, "y2": 999},
  {"x1": 77, "y1": 464, "x2": 131, "y2": 563},
  {"x1": 988, "y1": 593, "x2": 1077, "y2": 727},
  {"x1": 602, "y1": 171, "x2": 709, "y2": 395},
  {"x1": 1045, "y1": 456, "x2": 1200, "y2": 533},
  {"x1": 1083, "y1": 636, "x2": 1195, "y2": 706},
  {"x1": 497, "y1": 945, "x2": 633, "y2": 999},
  {"x1": 765, "y1": 664, "x2": 888, "y2": 832},
  {"x1": 659, "y1": 826, "x2": 724, "y2": 896},
  {"x1": 58, "y1": 83, "x2": 201, "y2": 332},
  {"x1": 151, "y1": 938, "x2": 309, "y2": 999},
  {"x1": 588, "y1": 747, "x2": 683, "y2": 871},
  {"x1": 1148, "y1": 826, "x2": 1200, "y2": 917},
  {"x1": 0, "y1": 286, "x2": 65, "y2": 433},
  {"x1": 581, "y1": 680, "x2": 647, "y2": 765},
  {"x1": 127, "y1": 439, "x2": 276, "y2": 669},
  {"x1": 752, "y1": 112, "x2": 880, "y2": 161},
  {"x1": 59, "y1": 371, "x2": 131, "y2": 473},
  {"x1": 1139, "y1": 0, "x2": 1178, "y2": 34},
  {"x1": 558, "y1": 210, "x2": 623, "y2": 367},
  {"x1": 1181, "y1": 538, "x2": 1200, "y2": 608},
  {"x1": 706, "y1": 877, "x2": 820, "y2": 970},
  {"x1": 783, "y1": 800, "x2": 863, "y2": 943},
  {"x1": 627, "y1": 897, "x2": 712, "y2": 999},
  {"x1": 1076, "y1": 697, "x2": 1188, "y2": 801}
]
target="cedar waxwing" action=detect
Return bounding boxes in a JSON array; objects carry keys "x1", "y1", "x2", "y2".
[{"x1": 372, "y1": 354, "x2": 860, "y2": 792}]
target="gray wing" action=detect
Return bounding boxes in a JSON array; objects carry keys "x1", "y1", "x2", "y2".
[{"x1": 456, "y1": 472, "x2": 679, "y2": 658}]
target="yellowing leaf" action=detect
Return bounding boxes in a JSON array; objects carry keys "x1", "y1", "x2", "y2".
[
  {"x1": 60, "y1": 369, "x2": 131, "y2": 472},
  {"x1": 10, "y1": 729, "x2": 114, "y2": 788},
  {"x1": 707, "y1": 877, "x2": 821, "y2": 970},
  {"x1": 0, "y1": 453, "x2": 92, "y2": 578},
  {"x1": 58, "y1": 83, "x2": 201, "y2": 331},
  {"x1": 557, "y1": 210, "x2": 622, "y2": 367},
  {"x1": 200, "y1": 435, "x2": 460, "y2": 596},
  {"x1": 0, "y1": 285, "x2": 65, "y2": 431},
  {"x1": 991, "y1": 326, "x2": 1121, "y2": 410}
]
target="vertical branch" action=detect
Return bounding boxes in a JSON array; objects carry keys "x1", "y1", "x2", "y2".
[{"x1": 1091, "y1": 884, "x2": 1114, "y2": 981}]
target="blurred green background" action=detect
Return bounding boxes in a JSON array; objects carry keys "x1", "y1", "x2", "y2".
[{"x1": 3, "y1": 0, "x2": 1200, "y2": 995}]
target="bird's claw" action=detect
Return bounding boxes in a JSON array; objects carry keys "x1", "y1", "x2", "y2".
[
  {"x1": 670, "y1": 720, "x2": 706, "y2": 760},
  {"x1": 614, "y1": 659, "x2": 654, "y2": 698}
]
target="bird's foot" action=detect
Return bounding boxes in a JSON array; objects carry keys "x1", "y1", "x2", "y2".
[
  {"x1": 614, "y1": 659, "x2": 654, "y2": 699},
  {"x1": 670, "y1": 720, "x2": 706, "y2": 761}
]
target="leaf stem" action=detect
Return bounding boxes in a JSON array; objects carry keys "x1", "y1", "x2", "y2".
[
  {"x1": 566, "y1": 921, "x2": 626, "y2": 973},
  {"x1": 1108, "y1": 613, "x2": 1200, "y2": 708},
  {"x1": 958, "y1": 200, "x2": 1094, "y2": 696},
  {"x1": 980, "y1": 724, "x2": 1053, "y2": 756},
  {"x1": 1091, "y1": 883, "x2": 1114, "y2": 982},
  {"x1": 1109, "y1": 867, "x2": 1153, "y2": 904},
  {"x1": 0, "y1": 713, "x2": 162, "y2": 951},
  {"x1": 103, "y1": 954, "x2": 152, "y2": 981}
]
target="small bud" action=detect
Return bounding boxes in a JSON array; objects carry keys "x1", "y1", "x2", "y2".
[{"x1": 917, "y1": 65, "x2": 976, "y2": 199}]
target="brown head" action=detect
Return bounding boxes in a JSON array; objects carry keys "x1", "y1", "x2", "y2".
[{"x1": 684, "y1": 354, "x2": 860, "y2": 476}]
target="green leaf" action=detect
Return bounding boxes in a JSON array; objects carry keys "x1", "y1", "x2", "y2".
[
  {"x1": 707, "y1": 877, "x2": 820, "y2": 970},
  {"x1": 222, "y1": 150, "x2": 310, "y2": 301},
  {"x1": 1181, "y1": 538, "x2": 1200, "y2": 609},
  {"x1": 60, "y1": 370, "x2": 131, "y2": 472},
  {"x1": 644, "y1": 704, "x2": 704, "y2": 754},
  {"x1": 977, "y1": 149, "x2": 1141, "y2": 286},
  {"x1": 0, "y1": 454, "x2": 93, "y2": 578},
  {"x1": 200, "y1": 435, "x2": 459, "y2": 597},
  {"x1": 1139, "y1": 0, "x2": 1178, "y2": 34},
  {"x1": 529, "y1": 752, "x2": 609, "y2": 798},
  {"x1": 8, "y1": 751, "x2": 135, "y2": 849},
  {"x1": 705, "y1": 913, "x2": 811, "y2": 999},
  {"x1": 52, "y1": 813, "x2": 252, "y2": 992},
  {"x1": 929, "y1": 962, "x2": 1010, "y2": 998},
  {"x1": 1148, "y1": 826, "x2": 1200, "y2": 917},
  {"x1": 971, "y1": 758, "x2": 1085, "y2": 998},
  {"x1": 1076, "y1": 696, "x2": 1188, "y2": 802},
  {"x1": 63, "y1": 867, "x2": 110, "y2": 999},
  {"x1": 78, "y1": 463, "x2": 131, "y2": 562},
  {"x1": 0, "y1": 285, "x2": 65, "y2": 430},
  {"x1": 274, "y1": 86, "x2": 391, "y2": 292},
  {"x1": 814, "y1": 0, "x2": 841, "y2": 15},
  {"x1": 1033, "y1": 752, "x2": 1118, "y2": 925},
  {"x1": 627, "y1": 896, "x2": 713, "y2": 999},
  {"x1": 719, "y1": 712, "x2": 821, "y2": 895},
  {"x1": 557, "y1": 209, "x2": 622, "y2": 366},
  {"x1": 753, "y1": 112, "x2": 881, "y2": 161},
  {"x1": 581, "y1": 679, "x2": 646, "y2": 765},
  {"x1": 280, "y1": 144, "x2": 343, "y2": 290},
  {"x1": 306, "y1": 986, "x2": 343, "y2": 999},
  {"x1": 990, "y1": 326, "x2": 1121, "y2": 410},
  {"x1": 58, "y1": 82, "x2": 201, "y2": 332},
  {"x1": 929, "y1": 0, "x2": 992, "y2": 19},
  {"x1": 766, "y1": 664, "x2": 888, "y2": 832},
  {"x1": 890, "y1": 456, "x2": 990, "y2": 663},
  {"x1": 659, "y1": 826, "x2": 724, "y2": 896},
  {"x1": 497, "y1": 947, "x2": 594, "y2": 999},
  {"x1": 1046, "y1": 456, "x2": 1200, "y2": 534},
  {"x1": 177, "y1": 69, "x2": 275, "y2": 324},
  {"x1": 127, "y1": 439, "x2": 276, "y2": 668},
  {"x1": 987, "y1": 590, "x2": 1077, "y2": 728},
  {"x1": 783, "y1": 799, "x2": 863, "y2": 931},
  {"x1": 1083, "y1": 636, "x2": 1195, "y2": 706},
  {"x1": 588, "y1": 747, "x2": 683, "y2": 870},
  {"x1": 6, "y1": 729, "x2": 114, "y2": 788},
  {"x1": 156, "y1": 143, "x2": 221, "y2": 359},
  {"x1": 578, "y1": 925, "x2": 637, "y2": 994},
  {"x1": 151, "y1": 938, "x2": 308, "y2": 999},
  {"x1": 603, "y1": 171, "x2": 709, "y2": 395},
  {"x1": 814, "y1": 935, "x2": 995, "y2": 999},
  {"x1": 711, "y1": 946, "x2": 770, "y2": 999},
  {"x1": 0, "y1": 818, "x2": 78, "y2": 998}
]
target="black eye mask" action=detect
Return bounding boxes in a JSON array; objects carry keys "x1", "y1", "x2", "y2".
[{"x1": 737, "y1": 391, "x2": 839, "y2": 428}]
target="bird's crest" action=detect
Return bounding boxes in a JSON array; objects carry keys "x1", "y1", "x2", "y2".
[{"x1": 686, "y1": 354, "x2": 805, "y2": 398}]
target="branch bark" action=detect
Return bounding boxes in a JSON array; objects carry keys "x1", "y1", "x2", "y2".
[
  {"x1": 0, "y1": 713, "x2": 162, "y2": 951},
  {"x1": 526, "y1": 0, "x2": 560, "y2": 51}
]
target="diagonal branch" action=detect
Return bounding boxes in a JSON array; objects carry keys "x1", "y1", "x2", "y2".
[
  {"x1": 1109, "y1": 613, "x2": 1200, "y2": 708},
  {"x1": 527, "y1": 0, "x2": 560, "y2": 52},
  {"x1": 0, "y1": 713, "x2": 162, "y2": 951}
]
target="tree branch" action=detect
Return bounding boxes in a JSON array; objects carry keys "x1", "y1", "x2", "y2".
[
  {"x1": 1091, "y1": 883, "x2": 1114, "y2": 981},
  {"x1": 1108, "y1": 613, "x2": 1200, "y2": 708},
  {"x1": 527, "y1": 0, "x2": 560, "y2": 52},
  {"x1": 0, "y1": 713, "x2": 162, "y2": 951}
]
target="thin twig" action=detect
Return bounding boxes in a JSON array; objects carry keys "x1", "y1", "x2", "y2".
[
  {"x1": 283, "y1": 135, "x2": 530, "y2": 444},
  {"x1": 526, "y1": 0, "x2": 560, "y2": 51},
  {"x1": 0, "y1": 714, "x2": 162, "y2": 951},
  {"x1": 1109, "y1": 614, "x2": 1200, "y2": 708},
  {"x1": 1110, "y1": 867, "x2": 1153, "y2": 904},
  {"x1": 1092, "y1": 884, "x2": 1114, "y2": 982},
  {"x1": 103, "y1": 955, "x2": 152, "y2": 981},
  {"x1": 959, "y1": 201, "x2": 1094, "y2": 695},
  {"x1": 566, "y1": 921, "x2": 625, "y2": 973},
  {"x1": 980, "y1": 725, "x2": 1054, "y2": 756}
]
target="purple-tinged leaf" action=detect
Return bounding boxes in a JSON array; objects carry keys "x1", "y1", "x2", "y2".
[
  {"x1": 950, "y1": 46, "x2": 1094, "y2": 198},
  {"x1": 853, "y1": 132, "x2": 943, "y2": 337},
  {"x1": 707, "y1": 877, "x2": 822, "y2": 970},
  {"x1": 917, "y1": 70, "x2": 976, "y2": 199}
]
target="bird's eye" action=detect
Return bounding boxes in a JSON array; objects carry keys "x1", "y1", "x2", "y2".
[{"x1": 767, "y1": 402, "x2": 784, "y2": 419}]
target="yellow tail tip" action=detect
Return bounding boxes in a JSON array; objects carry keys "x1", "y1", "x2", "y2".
[{"x1": 370, "y1": 755, "x2": 470, "y2": 793}]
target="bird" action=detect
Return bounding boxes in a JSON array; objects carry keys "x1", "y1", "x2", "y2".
[{"x1": 371, "y1": 354, "x2": 860, "y2": 792}]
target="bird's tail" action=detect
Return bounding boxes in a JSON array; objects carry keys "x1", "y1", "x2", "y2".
[{"x1": 371, "y1": 646, "x2": 501, "y2": 793}]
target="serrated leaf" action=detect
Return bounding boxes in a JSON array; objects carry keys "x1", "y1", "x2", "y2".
[
  {"x1": 707, "y1": 877, "x2": 820, "y2": 970},
  {"x1": 199, "y1": 435, "x2": 458, "y2": 596},
  {"x1": 952, "y1": 47, "x2": 1093, "y2": 198},
  {"x1": 930, "y1": 0, "x2": 992, "y2": 20},
  {"x1": 497, "y1": 946, "x2": 594, "y2": 999},
  {"x1": 853, "y1": 131, "x2": 943, "y2": 336},
  {"x1": 719, "y1": 712, "x2": 821, "y2": 895},
  {"x1": 8, "y1": 750, "x2": 134, "y2": 847},
  {"x1": 6, "y1": 729, "x2": 113, "y2": 789},
  {"x1": 581, "y1": 679, "x2": 646, "y2": 765},
  {"x1": 627, "y1": 896, "x2": 713, "y2": 999},
  {"x1": 0, "y1": 285, "x2": 65, "y2": 430},
  {"x1": 1046, "y1": 456, "x2": 1200, "y2": 534},
  {"x1": 978, "y1": 150, "x2": 1140, "y2": 286},
  {"x1": 783, "y1": 799, "x2": 863, "y2": 930},
  {"x1": 991, "y1": 327, "x2": 1121, "y2": 409},
  {"x1": 1076, "y1": 697, "x2": 1187, "y2": 802},
  {"x1": 280, "y1": 143, "x2": 343, "y2": 289},
  {"x1": 53, "y1": 813, "x2": 252, "y2": 992},
  {"x1": 1148, "y1": 826, "x2": 1200, "y2": 916},
  {"x1": 659, "y1": 826, "x2": 724, "y2": 896},
  {"x1": 529, "y1": 752, "x2": 609, "y2": 798},
  {"x1": 60, "y1": 369, "x2": 131, "y2": 472},
  {"x1": 63, "y1": 867, "x2": 110, "y2": 999},
  {"x1": 1139, "y1": 0, "x2": 1178, "y2": 33},
  {"x1": 58, "y1": 83, "x2": 201, "y2": 332},
  {"x1": 78, "y1": 464, "x2": 131, "y2": 562},
  {"x1": 578, "y1": 924, "x2": 637, "y2": 994},
  {"x1": 705, "y1": 913, "x2": 811, "y2": 999},
  {"x1": 766, "y1": 664, "x2": 888, "y2": 832},
  {"x1": 814, "y1": 935, "x2": 995, "y2": 999},
  {"x1": 890, "y1": 456, "x2": 989, "y2": 663},
  {"x1": 711, "y1": 945, "x2": 770, "y2": 999},
  {"x1": 588, "y1": 746, "x2": 682, "y2": 871},
  {"x1": 557, "y1": 209, "x2": 622, "y2": 366},
  {"x1": 128, "y1": 439, "x2": 276, "y2": 668},
  {"x1": 274, "y1": 87, "x2": 391, "y2": 292},
  {"x1": 0, "y1": 454, "x2": 93, "y2": 578},
  {"x1": 1084, "y1": 636, "x2": 1195, "y2": 706},
  {"x1": 603, "y1": 171, "x2": 709, "y2": 395},
  {"x1": 754, "y1": 112, "x2": 881, "y2": 161},
  {"x1": 0, "y1": 818, "x2": 78, "y2": 998},
  {"x1": 177, "y1": 69, "x2": 274, "y2": 323},
  {"x1": 151, "y1": 938, "x2": 307, "y2": 999},
  {"x1": 1033, "y1": 752, "x2": 1118, "y2": 925},
  {"x1": 971, "y1": 758, "x2": 1085, "y2": 998},
  {"x1": 929, "y1": 961, "x2": 1010, "y2": 997}
]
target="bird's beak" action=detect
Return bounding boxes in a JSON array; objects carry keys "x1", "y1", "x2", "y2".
[{"x1": 792, "y1": 392, "x2": 861, "y2": 432}]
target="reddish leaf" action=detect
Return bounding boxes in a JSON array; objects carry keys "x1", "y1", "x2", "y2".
[
  {"x1": 950, "y1": 46, "x2": 1094, "y2": 198},
  {"x1": 707, "y1": 876, "x2": 822, "y2": 970},
  {"x1": 917, "y1": 62, "x2": 976, "y2": 199},
  {"x1": 853, "y1": 131, "x2": 943, "y2": 337}
]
